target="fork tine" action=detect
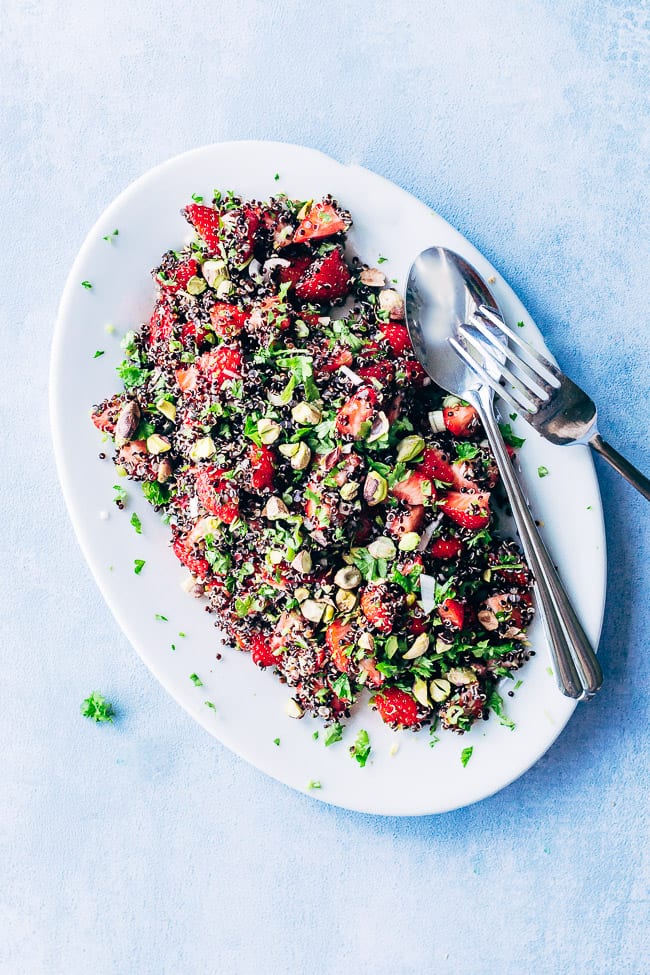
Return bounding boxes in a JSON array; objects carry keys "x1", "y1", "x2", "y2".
[
  {"x1": 467, "y1": 317, "x2": 556, "y2": 398},
  {"x1": 448, "y1": 336, "x2": 539, "y2": 415},
  {"x1": 459, "y1": 326, "x2": 547, "y2": 410},
  {"x1": 477, "y1": 306, "x2": 562, "y2": 385}
]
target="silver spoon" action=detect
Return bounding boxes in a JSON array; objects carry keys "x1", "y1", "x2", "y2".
[{"x1": 405, "y1": 246, "x2": 602, "y2": 699}]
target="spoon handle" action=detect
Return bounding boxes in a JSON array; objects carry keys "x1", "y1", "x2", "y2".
[{"x1": 470, "y1": 386, "x2": 603, "y2": 699}]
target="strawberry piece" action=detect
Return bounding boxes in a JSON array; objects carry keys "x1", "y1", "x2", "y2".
[
  {"x1": 148, "y1": 302, "x2": 175, "y2": 347},
  {"x1": 335, "y1": 385, "x2": 377, "y2": 439},
  {"x1": 176, "y1": 365, "x2": 198, "y2": 392},
  {"x1": 195, "y1": 466, "x2": 239, "y2": 523},
  {"x1": 360, "y1": 586, "x2": 394, "y2": 634},
  {"x1": 357, "y1": 361, "x2": 395, "y2": 385},
  {"x1": 183, "y1": 203, "x2": 221, "y2": 251},
  {"x1": 416, "y1": 447, "x2": 455, "y2": 486},
  {"x1": 91, "y1": 395, "x2": 122, "y2": 434},
  {"x1": 160, "y1": 257, "x2": 199, "y2": 294},
  {"x1": 380, "y1": 323, "x2": 412, "y2": 356},
  {"x1": 295, "y1": 248, "x2": 351, "y2": 302},
  {"x1": 386, "y1": 504, "x2": 426, "y2": 537},
  {"x1": 293, "y1": 203, "x2": 346, "y2": 243},
  {"x1": 409, "y1": 614, "x2": 428, "y2": 636},
  {"x1": 443, "y1": 404, "x2": 480, "y2": 438},
  {"x1": 401, "y1": 359, "x2": 427, "y2": 384},
  {"x1": 440, "y1": 491, "x2": 491, "y2": 530},
  {"x1": 392, "y1": 472, "x2": 435, "y2": 506},
  {"x1": 317, "y1": 345, "x2": 353, "y2": 375},
  {"x1": 199, "y1": 346, "x2": 244, "y2": 386},
  {"x1": 172, "y1": 536, "x2": 210, "y2": 579},
  {"x1": 210, "y1": 303, "x2": 248, "y2": 339},
  {"x1": 248, "y1": 444, "x2": 275, "y2": 491},
  {"x1": 373, "y1": 687, "x2": 419, "y2": 728},
  {"x1": 278, "y1": 254, "x2": 312, "y2": 290},
  {"x1": 180, "y1": 318, "x2": 211, "y2": 347},
  {"x1": 250, "y1": 633, "x2": 278, "y2": 668},
  {"x1": 438, "y1": 598, "x2": 465, "y2": 629},
  {"x1": 359, "y1": 657, "x2": 384, "y2": 687},
  {"x1": 325, "y1": 619, "x2": 354, "y2": 673},
  {"x1": 430, "y1": 537, "x2": 464, "y2": 559},
  {"x1": 259, "y1": 294, "x2": 291, "y2": 331}
]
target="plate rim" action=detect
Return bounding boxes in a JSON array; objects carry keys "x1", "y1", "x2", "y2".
[{"x1": 50, "y1": 140, "x2": 607, "y2": 815}]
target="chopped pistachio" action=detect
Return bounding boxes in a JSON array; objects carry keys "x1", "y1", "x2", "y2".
[
  {"x1": 301, "y1": 599, "x2": 327, "y2": 623},
  {"x1": 413, "y1": 678, "x2": 430, "y2": 707},
  {"x1": 363, "y1": 472, "x2": 388, "y2": 506},
  {"x1": 186, "y1": 275, "x2": 207, "y2": 295},
  {"x1": 202, "y1": 259, "x2": 229, "y2": 289},
  {"x1": 430, "y1": 678, "x2": 451, "y2": 702},
  {"x1": 290, "y1": 442, "x2": 311, "y2": 470},
  {"x1": 285, "y1": 698, "x2": 304, "y2": 718},
  {"x1": 368, "y1": 537, "x2": 396, "y2": 561},
  {"x1": 398, "y1": 531, "x2": 421, "y2": 552},
  {"x1": 292, "y1": 401, "x2": 322, "y2": 424},
  {"x1": 334, "y1": 566, "x2": 362, "y2": 590},
  {"x1": 189, "y1": 436, "x2": 216, "y2": 461},
  {"x1": 263, "y1": 497, "x2": 290, "y2": 520},
  {"x1": 448, "y1": 667, "x2": 477, "y2": 686},
  {"x1": 335, "y1": 588, "x2": 358, "y2": 612},
  {"x1": 156, "y1": 398, "x2": 177, "y2": 422},
  {"x1": 378, "y1": 288, "x2": 405, "y2": 320},
  {"x1": 358, "y1": 631, "x2": 375, "y2": 652},
  {"x1": 339, "y1": 481, "x2": 359, "y2": 501},
  {"x1": 403, "y1": 632, "x2": 430, "y2": 659},
  {"x1": 396, "y1": 435, "x2": 425, "y2": 463},
  {"x1": 291, "y1": 550, "x2": 313, "y2": 574},
  {"x1": 146, "y1": 433, "x2": 171, "y2": 454},
  {"x1": 360, "y1": 267, "x2": 385, "y2": 287},
  {"x1": 257, "y1": 417, "x2": 282, "y2": 444}
]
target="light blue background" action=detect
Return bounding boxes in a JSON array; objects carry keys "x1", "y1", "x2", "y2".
[{"x1": 1, "y1": 1, "x2": 649, "y2": 972}]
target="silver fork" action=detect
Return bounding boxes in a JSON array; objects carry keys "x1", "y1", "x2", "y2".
[{"x1": 451, "y1": 306, "x2": 650, "y2": 501}]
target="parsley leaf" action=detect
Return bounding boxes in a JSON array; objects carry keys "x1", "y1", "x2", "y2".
[
  {"x1": 93, "y1": 350, "x2": 105, "y2": 359},
  {"x1": 142, "y1": 480, "x2": 170, "y2": 507},
  {"x1": 130, "y1": 512, "x2": 142, "y2": 534},
  {"x1": 461, "y1": 746, "x2": 474, "y2": 767},
  {"x1": 133, "y1": 559, "x2": 146, "y2": 575},
  {"x1": 308, "y1": 780, "x2": 322, "y2": 790},
  {"x1": 189, "y1": 673, "x2": 203, "y2": 687},
  {"x1": 331, "y1": 674, "x2": 352, "y2": 700},
  {"x1": 81, "y1": 280, "x2": 93, "y2": 290},
  {"x1": 324, "y1": 722, "x2": 343, "y2": 747},
  {"x1": 487, "y1": 690, "x2": 516, "y2": 730},
  {"x1": 455, "y1": 442, "x2": 479, "y2": 462},
  {"x1": 113, "y1": 484, "x2": 128, "y2": 504},
  {"x1": 350, "y1": 729, "x2": 371, "y2": 768},
  {"x1": 498, "y1": 423, "x2": 526, "y2": 449},
  {"x1": 204, "y1": 701, "x2": 216, "y2": 710},
  {"x1": 81, "y1": 691, "x2": 114, "y2": 723},
  {"x1": 537, "y1": 466, "x2": 549, "y2": 478}
]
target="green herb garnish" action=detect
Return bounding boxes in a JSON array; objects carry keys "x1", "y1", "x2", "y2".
[
  {"x1": 350, "y1": 729, "x2": 371, "y2": 767},
  {"x1": 81, "y1": 691, "x2": 114, "y2": 723},
  {"x1": 133, "y1": 559, "x2": 146, "y2": 575},
  {"x1": 461, "y1": 746, "x2": 474, "y2": 767}
]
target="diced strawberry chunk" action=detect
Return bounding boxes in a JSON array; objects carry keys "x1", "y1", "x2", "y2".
[
  {"x1": 360, "y1": 586, "x2": 394, "y2": 634},
  {"x1": 295, "y1": 248, "x2": 351, "y2": 303},
  {"x1": 335, "y1": 385, "x2": 377, "y2": 439},
  {"x1": 210, "y1": 303, "x2": 248, "y2": 339},
  {"x1": 440, "y1": 491, "x2": 491, "y2": 530},
  {"x1": 380, "y1": 323, "x2": 412, "y2": 355},
  {"x1": 359, "y1": 657, "x2": 384, "y2": 687},
  {"x1": 373, "y1": 687, "x2": 419, "y2": 727},
  {"x1": 401, "y1": 359, "x2": 428, "y2": 385},
  {"x1": 357, "y1": 361, "x2": 395, "y2": 385},
  {"x1": 148, "y1": 302, "x2": 175, "y2": 347},
  {"x1": 391, "y1": 472, "x2": 435, "y2": 506},
  {"x1": 278, "y1": 254, "x2": 312, "y2": 290},
  {"x1": 430, "y1": 537, "x2": 464, "y2": 559},
  {"x1": 172, "y1": 536, "x2": 210, "y2": 579},
  {"x1": 160, "y1": 257, "x2": 199, "y2": 294},
  {"x1": 438, "y1": 598, "x2": 465, "y2": 629},
  {"x1": 325, "y1": 619, "x2": 354, "y2": 673},
  {"x1": 183, "y1": 203, "x2": 221, "y2": 251},
  {"x1": 386, "y1": 504, "x2": 426, "y2": 538},
  {"x1": 248, "y1": 444, "x2": 275, "y2": 491},
  {"x1": 317, "y1": 345, "x2": 353, "y2": 374},
  {"x1": 195, "y1": 466, "x2": 240, "y2": 523},
  {"x1": 443, "y1": 404, "x2": 480, "y2": 438},
  {"x1": 250, "y1": 633, "x2": 278, "y2": 668},
  {"x1": 293, "y1": 203, "x2": 346, "y2": 243},
  {"x1": 199, "y1": 346, "x2": 244, "y2": 387},
  {"x1": 416, "y1": 447, "x2": 455, "y2": 486}
]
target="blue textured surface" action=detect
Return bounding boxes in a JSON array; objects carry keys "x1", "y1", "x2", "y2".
[{"x1": 1, "y1": 2, "x2": 649, "y2": 972}]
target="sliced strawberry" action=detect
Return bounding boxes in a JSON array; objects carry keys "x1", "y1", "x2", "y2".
[
  {"x1": 360, "y1": 586, "x2": 394, "y2": 634},
  {"x1": 317, "y1": 345, "x2": 353, "y2": 375},
  {"x1": 278, "y1": 254, "x2": 312, "y2": 290},
  {"x1": 357, "y1": 361, "x2": 395, "y2": 385},
  {"x1": 380, "y1": 322, "x2": 412, "y2": 356},
  {"x1": 195, "y1": 466, "x2": 239, "y2": 523},
  {"x1": 335, "y1": 385, "x2": 377, "y2": 439},
  {"x1": 386, "y1": 504, "x2": 426, "y2": 538},
  {"x1": 220, "y1": 205, "x2": 260, "y2": 265},
  {"x1": 183, "y1": 203, "x2": 221, "y2": 251},
  {"x1": 210, "y1": 302, "x2": 248, "y2": 339},
  {"x1": 416, "y1": 446, "x2": 455, "y2": 486},
  {"x1": 359, "y1": 657, "x2": 384, "y2": 687},
  {"x1": 440, "y1": 491, "x2": 491, "y2": 530},
  {"x1": 148, "y1": 302, "x2": 175, "y2": 347},
  {"x1": 176, "y1": 365, "x2": 198, "y2": 393},
  {"x1": 250, "y1": 633, "x2": 278, "y2": 668},
  {"x1": 259, "y1": 294, "x2": 291, "y2": 331},
  {"x1": 180, "y1": 318, "x2": 211, "y2": 347},
  {"x1": 293, "y1": 202, "x2": 346, "y2": 243},
  {"x1": 199, "y1": 346, "x2": 244, "y2": 387},
  {"x1": 325, "y1": 619, "x2": 354, "y2": 673},
  {"x1": 172, "y1": 535, "x2": 210, "y2": 579},
  {"x1": 248, "y1": 444, "x2": 275, "y2": 491},
  {"x1": 295, "y1": 248, "x2": 351, "y2": 303},
  {"x1": 430, "y1": 537, "x2": 464, "y2": 559},
  {"x1": 159, "y1": 257, "x2": 199, "y2": 294},
  {"x1": 91, "y1": 394, "x2": 122, "y2": 434},
  {"x1": 409, "y1": 613, "x2": 428, "y2": 636},
  {"x1": 401, "y1": 359, "x2": 427, "y2": 384},
  {"x1": 443, "y1": 404, "x2": 480, "y2": 438},
  {"x1": 392, "y1": 472, "x2": 435, "y2": 506},
  {"x1": 438, "y1": 598, "x2": 465, "y2": 629},
  {"x1": 373, "y1": 687, "x2": 419, "y2": 727}
]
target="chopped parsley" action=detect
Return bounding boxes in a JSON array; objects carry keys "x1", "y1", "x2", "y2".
[
  {"x1": 204, "y1": 701, "x2": 216, "y2": 710},
  {"x1": 142, "y1": 480, "x2": 170, "y2": 507},
  {"x1": 133, "y1": 559, "x2": 146, "y2": 575},
  {"x1": 308, "y1": 780, "x2": 322, "y2": 790},
  {"x1": 516, "y1": 320, "x2": 525, "y2": 328},
  {"x1": 130, "y1": 512, "x2": 142, "y2": 534},
  {"x1": 377, "y1": 255, "x2": 388, "y2": 264},
  {"x1": 191, "y1": 192, "x2": 204, "y2": 202},
  {"x1": 498, "y1": 423, "x2": 526, "y2": 449},
  {"x1": 189, "y1": 673, "x2": 203, "y2": 687},
  {"x1": 155, "y1": 614, "x2": 168, "y2": 622},
  {"x1": 273, "y1": 737, "x2": 280, "y2": 746},
  {"x1": 324, "y1": 722, "x2": 343, "y2": 747},
  {"x1": 331, "y1": 674, "x2": 351, "y2": 700},
  {"x1": 350, "y1": 729, "x2": 371, "y2": 768},
  {"x1": 312, "y1": 730, "x2": 319, "y2": 741},
  {"x1": 113, "y1": 484, "x2": 128, "y2": 504},
  {"x1": 102, "y1": 229, "x2": 119, "y2": 242},
  {"x1": 81, "y1": 280, "x2": 93, "y2": 290},
  {"x1": 460, "y1": 746, "x2": 474, "y2": 767},
  {"x1": 274, "y1": 173, "x2": 280, "y2": 181},
  {"x1": 537, "y1": 466, "x2": 549, "y2": 478},
  {"x1": 487, "y1": 691, "x2": 515, "y2": 730},
  {"x1": 455, "y1": 442, "x2": 479, "y2": 462},
  {"x1": 93, "y1": 350, "x2": 105, "y2": 359},
  {"x1": 81, "y1": 691, "x2": 114, "y2": 723}
]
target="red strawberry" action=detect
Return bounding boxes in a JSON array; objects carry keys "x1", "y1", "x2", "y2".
[
  {"x1": 438, "y1": 598, "x2": 465, "y2": 629},
  {"x1": 180, "y1": 318, "x2": 212, "y2": 347},
  {"x1": 91, "y1": 395, "x2": 122, "y2": 434},
  {"x1": 416, "y1": 447, "x2": 455, "y2": 486},
  {"x1": 317, "y1": 345, "x2": 353, "y2": 374},
  {"x1": 160, "y1": 257, "x2": 199, "y2": 294},
  {"x1": 278, "y1": 254, "x2": 312, "y2": 289},
  {"x1": 293, "y1": 202, "x2": 346, "y2": 243},
  {"x1": 360, "y1": 586, "x2": 394, "y2": 634},
  {"x1": 248, "y1": 444, "x2": 275, "y2": 491},
  {"x1": 373, "y1": 687, "x2": 419, "y2": 727},
  {"x1": 440, "y1": 491, "x2": 491, "y2": 530},
  {"x1": 335, "y1": 385, "x2": 377, "y2": 439},
  {"x1": 172, "y1": 536, "x2": 210, "y2": 579},
  {"x1": 386, "y1": 504, "x2": 426, "y2": 537},
  {"x1": 325, "y1": 619, "x2": 354, "y2": 673},
  {"x1": 401, "y1": 359, "x2": 427, "y2": 384},
  {"x1": 409, "y1": 614, "x2": 428, "y2": 636},
  {"x1": 443, "y1": 404, "x2": 480, "y2": 438},
  {"x1": 392, "y1": 472, "x2": 435, "y2": 506},
  {"x1": 175, "y1": 365, "x2": 198, "y2": 393},
  {"x1": 295, "y1": 248, "x2": 351, "y2": 302},
  {"x1": 148, "y1": 302, "x2": 175, "y2": 347},
  {"x1": 210, "y1": 303, "x2": 248, "y2": 339},
  {"x1": 359, "y1": 657, "x2": 384, "y2": 687},
  {"x1": 220, "y1": 206, "x2": 260, "y2": 265},
  {"x1": 430, "y1": 537, "x2": 463, "y2": 559},
  {"x1": 380, "y1": 323, "x2": 412, "y2": 355},
  {"x1": 199, "y1": 346, "x2": 244, "y2": 386},
  {"x1": 357, "y1": 361, "x2": 395, "y2": 385},
  {"x1": 183, "y1": 203, "x2": 221, "y2": 251},
  {"x1": 250, "y1": 633, "x2": 278, "y2": 668},
  {"x1": 195, "y1": 466, "x2": 240, "y2": 523}
]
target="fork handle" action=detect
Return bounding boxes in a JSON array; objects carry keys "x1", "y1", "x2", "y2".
[
  {"x1": 589, "y1": 434, "x2": 650, "y2": 501},
  {"x1": 471, "y1": 386, "x2": 603, "y2": 700}
]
